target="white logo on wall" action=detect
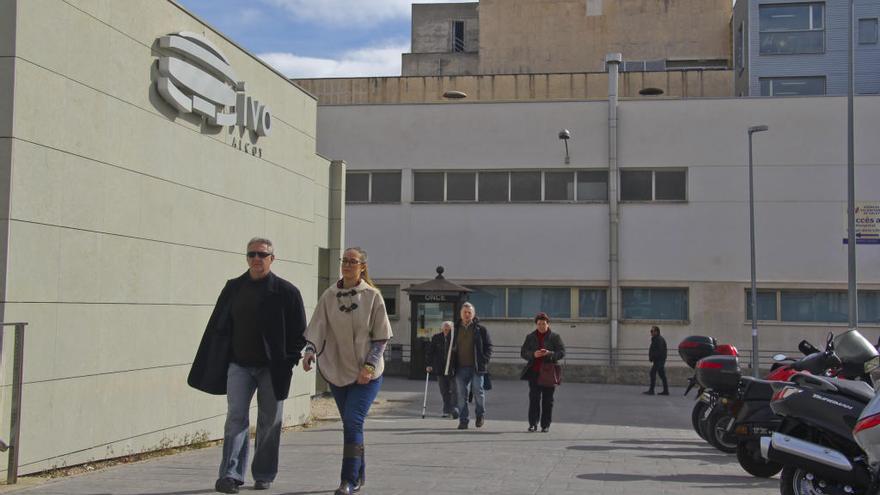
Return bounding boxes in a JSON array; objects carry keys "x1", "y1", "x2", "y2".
[{"x1": 155, "y1": 32, "x2": 271, "y2": 156}]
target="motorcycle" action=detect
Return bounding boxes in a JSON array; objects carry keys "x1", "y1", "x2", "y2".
[
  {"x1": 678, "y1": 335, "x2": 738, "y2": 440},
  {"x1": 762, "y1": 330, "x2": 880, "y2": 494}
]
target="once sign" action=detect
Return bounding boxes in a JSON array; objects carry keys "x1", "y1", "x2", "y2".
[{"x1": 155, "y1": 32, "x2": 272, "y2": 138}]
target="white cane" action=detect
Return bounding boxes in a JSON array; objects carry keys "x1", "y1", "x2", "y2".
[{"x1": 421, "y1": 370, "x2": 430, "y2": 419}]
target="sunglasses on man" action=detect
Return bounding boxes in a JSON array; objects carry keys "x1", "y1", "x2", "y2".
[{"x1": 247, "y1": 251, "x2": 272, "y2": 259}]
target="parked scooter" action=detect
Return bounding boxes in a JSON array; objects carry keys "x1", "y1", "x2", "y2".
[
  {"x1": 678, "y1": 336, "x2": 738, "y2": 440},
  {"x1": 762, "y1": 330, "x2": 880, "y2": 494}
]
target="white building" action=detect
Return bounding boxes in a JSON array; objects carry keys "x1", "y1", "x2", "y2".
[
  {"x1": 0, "y1": 0, "x2": 341, "y2": 476},
  {"x1": 315, "y1": 93, "x2": 880, "y2": 372}
]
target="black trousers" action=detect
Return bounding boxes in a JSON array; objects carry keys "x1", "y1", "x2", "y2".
[
  {"x1": 649, "y1": 360, "x2": 668, "y2": 392},
  {"x1": 527, "y1": 378, "x2": 555, "y2": 428},
  {"x1": 437, "y1": 375, "x2": 458, "y2": 414}
]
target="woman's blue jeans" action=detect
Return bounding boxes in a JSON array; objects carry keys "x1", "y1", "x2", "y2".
[{"x1": 329, "y1": 376, "x2": 383, "y2": 485}]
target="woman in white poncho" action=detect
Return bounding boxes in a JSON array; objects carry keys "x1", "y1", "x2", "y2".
[{"x1": 302, "y1": 247, "x2": 392, "y2": 495}]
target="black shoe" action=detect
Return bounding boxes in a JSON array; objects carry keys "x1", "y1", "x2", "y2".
[
  {"x1": 475, "y1": 415, "x2": 484, "y2": 428},
  {"x1": 643, "y1": 390, "x2": 655, "y2": 395},
  {"x1": 441, "y1": 413, "x2": 450, "y2": 418},
  {"x1": 541, "y1": 426, "x2": 550, "y2": 433},
  {"x1": 658, "y1": 390, "x2": 669, "y2": 395},
  {"x1": 254, "y1": 480, "x2": 271, "y2": 490},
  {"x1": 457, "y1": 421, "x2": 468, "y2": 430},
  {"x1": 215, "y1": 477, "x2": 240, "y2": 494},
  {"x1": 451, "y1": 410, "x2": 459, "y2": 419},
  {"x1": 528, "y1": 425, "x2": 537, "y2": 432}
]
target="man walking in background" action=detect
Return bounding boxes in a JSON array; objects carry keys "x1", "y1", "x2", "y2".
[
  {"x1": 426, "y1": 321, "x2": 458, "y2": 418},
  {"x1": 644, "y1": 325, "x2": 669, "y2": 396}
]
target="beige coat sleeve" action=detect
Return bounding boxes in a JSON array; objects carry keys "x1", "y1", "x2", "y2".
[{"x1": 369, "y1": 292, "x2": 393, "y2": 341}]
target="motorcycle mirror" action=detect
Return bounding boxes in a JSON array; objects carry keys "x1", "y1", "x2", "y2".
[
  {"x1": 772, "y1": 353, "x2": 787, "y2": 362},
  {"x1": 826, "y1": 332, "x2": 835, "y2": 350}
]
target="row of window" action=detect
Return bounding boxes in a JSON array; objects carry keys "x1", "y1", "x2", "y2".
[
  {"x1": 746, "y1": 290, "x2": 880, "y2": 324},
  {"x1": 757, "y1": 3, "x2": 879, "y2": 54},
  {"x1": 380, "y1": 285, "x2": 880, "y2": 324},
  {"x1": 346, "y1": 169, "x2": 687, "y2": 204}
]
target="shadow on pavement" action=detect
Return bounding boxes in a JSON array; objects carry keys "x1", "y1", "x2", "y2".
[
  {"x1": 567, "y1": 444, "x2": 721, "y2": 455},
  {"x1": 577, "y1": 472, "x2": 779, "y2": 488}
]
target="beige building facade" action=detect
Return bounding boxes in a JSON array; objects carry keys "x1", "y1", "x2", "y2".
[
  {"x1": 0, "y1": 0, "x2": 340, "y2": 476},
  {"x1": 402, "y1": 0, "x2": 732, "y2": 77}
]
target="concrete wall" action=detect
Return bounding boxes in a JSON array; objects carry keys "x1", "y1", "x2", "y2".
[
  {"x1": 2, "y1": 0, "x2": 336, "y2": 475},
  {"x1": 315, "y1": 97, "x2": 880, "y2": 369},
  {"x1": 477, "y1": 0, "x2": 732, "y2": 74},
  {"x1": 402, "y1": 52, "x2": 480, "y2": 77},
  {"x1": 410, "y1": 3, "x2": 478, "y2": 53},
  {"x1": 295, "y1": 69, "x2": 734, "y2": 105}
]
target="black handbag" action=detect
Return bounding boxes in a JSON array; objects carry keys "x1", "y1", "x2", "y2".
[{"x1": 536, "y1": 362, "x2": 562, "y2": 387}]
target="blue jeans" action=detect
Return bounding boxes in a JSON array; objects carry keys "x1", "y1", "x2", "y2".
[
  {"x1": 329, "y1": 376, "x2": 383, "y2": 484},
  {"x1": 218, "y1": 363, "x2": 283, "y2": 483},
  {"x1": 455, "y1": 366, "x2": 485, "y2": 423}
]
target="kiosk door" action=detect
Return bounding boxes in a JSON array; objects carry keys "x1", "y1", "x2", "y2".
[{"x1": 411, "y1": 301, "x2": 456, "y2": 378}]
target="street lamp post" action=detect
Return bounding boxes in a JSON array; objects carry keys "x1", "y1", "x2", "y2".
[
  {"x1": 847, "y1": 0, "x2": 858, "y2": 331},
  {"x1": 748, "y1": 124, "x2": 769, "y2": 377}
]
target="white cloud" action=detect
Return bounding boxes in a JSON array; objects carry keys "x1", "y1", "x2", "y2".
[
  {"x1": 259, "y1": 42, "x2": 408, "y2": 78},
  {"x1": 263, "y1": 0, "x2": 472, "y2": 25}
]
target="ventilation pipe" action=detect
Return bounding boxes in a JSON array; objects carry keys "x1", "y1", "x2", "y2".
[{"x1": 605, "y1": 53, "x2": 622, "y2": 366}]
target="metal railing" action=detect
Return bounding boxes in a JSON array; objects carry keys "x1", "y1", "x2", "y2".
[
  {"x1": 0, "y1": 323, "x2": 27, "y2": 484},
  {"x1": 386, "y1": 343, "x2": 803, "y2": 369}
]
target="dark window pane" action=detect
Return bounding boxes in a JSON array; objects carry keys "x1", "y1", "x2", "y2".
[
  {"x1": 579, "y1": 289, "x2": 607, "y2": 318},
  {"x1": 478, "y1": 172, "x2": 508, "y2": 202},
  {"x1": 620, "y1": 170, "x2": 652, "y2": 201},
  {"x1": 577, "y1": 171, "x2": 608, "y2": 201},
  {"x1": 859, "y1": 18, "x2": 879, "y2": 44},
  {"x1": 545, "y1": 172, "x2": 574, "y2": 201},
  {"x1": 346, "y1": 173, "x2": 369, "y2": 202},
  {"x1": 655, "y1": 170, "x2": 686, "y2": 200},
  {"x1": 508, "y1": 288, "x2": 571, "y2": 318},
  {"x1": 736, "y1": 25, "x2": 744, "y2": 70},
  {"x1": 759, "y1": 31, "x2": 824, "y2": 55},
  {"x1": 761, "y1": 77, "x2": 825, "y2": 96},
  {"x1": 745, "y1": 290, "x2": 778, "y2": 320},
  {"x1": 413, "y1": 172, "x2": 444, "y2": 202},
  {"x1": 452, "y1": 20, "x2": 465, "y2": 52},
  {"x1": 467, "y1": 286, "x2": 505, "y2": 317},
  {"x1": 760, "y1": 4, "x2": 812, "y2": 31},
  {"x1": 379, "y1": 286, "x2": 397, "y2": 316},
  {"x1": 859, "y1": 291, "x2": 880, "y2": 324},
  {"x1": 370, "y1": 172, "x2": 401, "y2": 202},
  {"x1": 781, "y1": 291, "x2": 848, "y2": 323},
  {"x1": 622, "y1": 288, "x2": 688, "y2": 320},
  {"x1": 510, "y1": 172, "x2": 541, "y2": 202},
  {"x1": 447, "y1": 172, "x2": 475, "y2": 201}
]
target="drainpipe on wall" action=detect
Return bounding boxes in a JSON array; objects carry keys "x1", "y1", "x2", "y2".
[
  {"x1": 605, "y1": 53, "x2": 622, "y2": 366},
  {"x1": 328, "y1": 160, "x2": 346, "y2": 275}
]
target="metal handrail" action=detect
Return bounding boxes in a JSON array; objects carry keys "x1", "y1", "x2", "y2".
[{"x1": 0, "y1": 322, "x2": 27, "y2": 484}]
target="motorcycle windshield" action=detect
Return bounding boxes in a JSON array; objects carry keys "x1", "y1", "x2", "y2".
[{"x1": 833, "y1": 330, "x2": 878, "y2": 368}]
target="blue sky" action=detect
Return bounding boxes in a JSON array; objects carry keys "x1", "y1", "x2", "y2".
[{"x1": 177, "y1": 0, "x2": 469, "y2": 78}]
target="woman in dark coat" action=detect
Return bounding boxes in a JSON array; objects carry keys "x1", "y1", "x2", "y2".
[{"x1": 520, "y1": 312, "x2": 565, "y2": 432}]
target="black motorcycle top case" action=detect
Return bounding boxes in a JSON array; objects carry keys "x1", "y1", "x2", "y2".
[
  {"x1": 696, "y1": 355, "x2": 741, "y2": 393},
  {"x1": 679, "y1": 336, "x2": 716, "y2": 368}
]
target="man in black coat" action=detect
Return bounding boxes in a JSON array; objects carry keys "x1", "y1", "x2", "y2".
[
  {"x1": 425, "y1": 321, "x2": 458, "y2": 418},
  {"x1": 188, "y1": 238, "x2": 306, "y2": 494},
  {"x1": 644, "y1": 325, "x2": 669, "y2": 395}
]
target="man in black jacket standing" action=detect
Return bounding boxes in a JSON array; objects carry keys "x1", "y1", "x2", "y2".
[
  {"x1": 425, "y1": 321, "x2": 458, "y2": 418},
  {"x1": 644, "y1": 325, "x2": 669, "y2": 395},
  {"x1": 188, "y1": 238, "x2": 306, "y2": 494}
]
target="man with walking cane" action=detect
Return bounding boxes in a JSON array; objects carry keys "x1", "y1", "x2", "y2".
[{"x1": 425, "y1": 321, "x2": 458, "y2": 418}]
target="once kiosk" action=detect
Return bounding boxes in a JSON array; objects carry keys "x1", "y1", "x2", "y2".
[{"x1": 402, "y1": 267, "x2": 471, "y2": 379}]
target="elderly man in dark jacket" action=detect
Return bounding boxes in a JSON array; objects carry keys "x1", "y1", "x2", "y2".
[
  {"x1": 188, "y1": 237, "x2": 306, "y2": 494},
  {"x1": 449, "y1": 302, "x2": 492, "y2": 430},
  {"x1": 425, "y1": 321, "x2": 458, "y2": 418},
  {"x1": 644, "y1": 325, "x2": 669, "y2": 395}
]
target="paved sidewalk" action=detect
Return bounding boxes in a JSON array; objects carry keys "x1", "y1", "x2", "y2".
[{"x1": 11, "y1": 377, "x2": 779, "y2": 494}]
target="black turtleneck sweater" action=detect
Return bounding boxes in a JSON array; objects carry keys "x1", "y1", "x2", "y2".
[{"x1": 231, "y1": 276, "x2": 270, "y2": 366}]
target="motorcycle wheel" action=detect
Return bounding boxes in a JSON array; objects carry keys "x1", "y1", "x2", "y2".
[
  {"x1": 736, "y1": 441, "x2": 782, "y2": 478},
  {"x1": 780, "y1": 465, "x2": 854, "y2": 495},
  {"x1": 691, "y1": 402, "x2": 708, "y2": 440},
  {"x1": 705, "y1": 410, "x2": 738, "y2": 453}
]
